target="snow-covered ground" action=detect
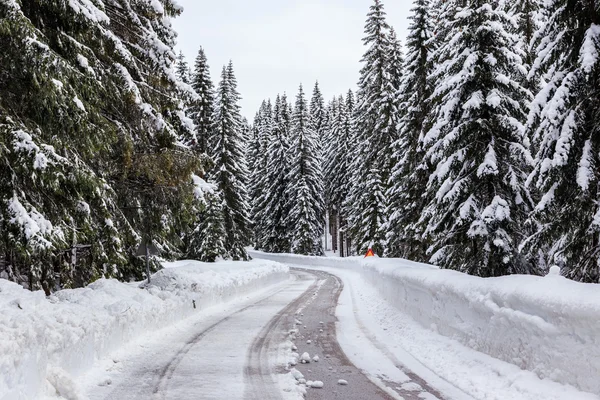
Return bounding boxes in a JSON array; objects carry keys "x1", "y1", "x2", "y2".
[
  {"x1": 81, "y1": 270, "x2": 315, "y2": 400},
  {"x1": 0, "y1": 260, "x2": 288, "y2": 400},
  {"x1": 249, "y1": 250, "x2": 600, "y2": 400}
]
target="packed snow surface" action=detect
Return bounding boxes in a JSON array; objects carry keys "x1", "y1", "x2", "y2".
[
  {"x1": 249, "y1": 249, "x2": 600, "y2": 399},
  {"x1": 0, "y1": 259, "x2": 288, "y2": 400}
]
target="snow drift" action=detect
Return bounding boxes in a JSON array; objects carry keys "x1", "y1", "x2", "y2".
[
  {"x1": 249, "y1": 250, "x2": 600, "y2": 396},
  {"x1": 0, "y1": 259, "x2": 289, "y2": 400}
]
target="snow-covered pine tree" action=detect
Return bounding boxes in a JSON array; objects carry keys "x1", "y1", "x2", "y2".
[
  {"x1": 340, "y1": 91, "x2": 356, "y2": 255},
  {"x1": 280, "y1": 93, "x2": 293, "y2": 139},
  {"x1": 508, "y1": 0, "x2": 544, "y2": 161},
  {"x1": 524, "y1": 1, "x2": 600, "y2": 282},
  {"x1": 323, "y1": 96, "x2": 352, "y2": 250},
  {"x1": 323, "y1": 97, "x2": 339, "y2": 206},
  {"x1": 285, "y1": 85, "x2": 325, "y2": 256},
  {"x1": 0, "y1": 0, "x2": 203, "y2": 291},
  {"x1": 241, "y1": 116, "x2": 252, "y2": 148},
  {"x1": 209, "y1": 63, "x2": 252, "y2": 260},
  {"x1": 321, "y1": 97, "x2": 339, "y2": 249},
  {"x1": 387, "y1": 28, "x2": 404, "y2": 94},
  {"x1": 256, "y1": 96, "x2": 293, "y2": 253},
  {"x1": 310, "y1": 81, "x2": 327, "y2": 153},
  {"x1": 189, "y1": 46, "x2": 215, "y2": 154},
  {"x1": 420, "y1": 0, "x2": 533, "y2": 277},
  {"x1": 248, "y1": 101, "x2": 273, "y2": 249},
  {"x1": 384, "y1": 0, "x2": 434, "y2": 260},
  {"x1": 509, "y1": 0, "x2": 541, "y2": 80},
  {"x1": 310, "y1": 84, "x2": 330, "y2": 240},
  {"x1": 175, "y1": 51, "x2": 191, "y2": 85},
  {"x1": 248, "y1": 101, "x2": 268, "y2": 175},
  {"x1": 187, "y1": 188, "x2": 228, "y2": 262},
  {"x1": 345, "y1": 0, "x2": 402, "y2": 256}
]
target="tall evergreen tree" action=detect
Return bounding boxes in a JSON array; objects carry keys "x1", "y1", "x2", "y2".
[
  {"x1": 420, "y1": 0, "x2": 533, "y2": 277},
  {"x1": 323, "y1": 97, "x2": 340, "y2": 205},
  {"x1": 509, "y1": 0, "x2": 542, "y2": 77},
  {"x1": 326, "y1": 92, "x2": 357, "y2": 245},
  {"x1": 338, "y1": 91, "x2": 357, "y2": 254},
  {"x1": 310, "y1": 81, "x2": 327, "y2": 147},
  {"x1": 309, "y1": 82, "x2": 328, "y2": 231},
  {"x1": 285, "y1": 85, "x2": 325, "y2": 256},
  {"x1": 0, "y1": 0, "x2": 204, "y2": 291},
  {"x1": 280, "y1": 93, "x2": 293, "y2": 137},
  {"x1": 175, "y1": 51, "x2": 191, "y2": 85},
  {"x1": 249, "y1": 100, "x2": 273, "y2": 248},
  {"x1": 524, "y1": 1, "x2": 600, "y2": 282},
  {"x1": 187, "y1": 186, "x2": 228, "y2": 262},
  {"x1": 385, "y1": 0, "x2": 434, "y2": 260},
  {"x1": 189, "y1": 46, "x2": 215, "y2": 154},
  {"x1": 387, "y1": 28, "x2": 405, "y2": 92},
  {"x1": 209, "y1": 63, "x2": 252, "y2": 260},
  {"x1": 256, "y1": 97, "x2": 292, "y2": 253},
  {"x1": 346, "y1": 0, "x2": 402, "y2": 256}
]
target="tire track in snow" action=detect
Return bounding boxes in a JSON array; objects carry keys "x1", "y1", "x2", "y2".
[
  {"x1": 345, "y1": 274, "x2": 471, "y2": 400},
  {"x1": 151, "y1": 273, "x2": 313, "y2": 399},
  {"x1": 243, "y1": 271, "x2": 321, "y2": 399},
  {"x1": 245, "y1": 268, "x2": 397, "y2": 400}
]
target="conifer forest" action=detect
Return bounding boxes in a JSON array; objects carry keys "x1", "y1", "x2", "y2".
[{"x1": 2, "y1": 0, "x2": 600, "y2": 293}]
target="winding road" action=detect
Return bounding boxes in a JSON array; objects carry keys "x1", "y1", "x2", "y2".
[{"x1": 83, "y1": 268, "x2": 444, "y2": 400}]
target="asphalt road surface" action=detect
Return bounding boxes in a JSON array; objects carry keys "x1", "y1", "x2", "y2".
[{"x1": 84, "y1": 268, "x2": 444, "y2": 400}]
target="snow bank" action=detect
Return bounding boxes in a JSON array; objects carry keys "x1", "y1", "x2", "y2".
[
  {"x1": 249, "y1": 250, "x2": 600, "y2": 396},
  {"x1": 0, "y1": 259, "x2": 288, "y2": 400},
  {"x1": 362, "y1": 263, "x2": 600, "y2": 396}
]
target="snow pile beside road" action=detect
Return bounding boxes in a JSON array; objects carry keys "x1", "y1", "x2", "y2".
[
  {"x1": 249, "y1": 249, "x2": 600, "y2": 396},
  {"x1": 247, "y1": 249, "x2": 365, "y2": 269},
  {"x1": 0, "y1": 260, "x2": 288, "y2": 400},
  {"x1": 362, "y1": 262, "x2": 600, "y2": 396}
]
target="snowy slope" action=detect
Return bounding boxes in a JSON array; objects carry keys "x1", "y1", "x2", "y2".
[
  {"x1": 0, "y1": 260, "x2": 288, "y2": 400},
  {"x1": 249, "y1": 250, "x2": 600, "y2": 399}
]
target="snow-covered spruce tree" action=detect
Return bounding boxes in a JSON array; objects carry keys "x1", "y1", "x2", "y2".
[
  {"x1": 384, "y1": 0, "x2": 434, "y2": 260},
  {"x1": 175, "y1": 51, "x2": 191, "y2": 85},
  {"x1": 255, "y1": 97, "x2": 293, "y2": 253},
  {"x1": 248, "y1": 100, "x2": 272, "y2": 247},
  {"x1": 187, "y1": 188, "x2": 228, "y2": 262},
  {"x1": 310, "y1": 83, "x2": 330, "y2": 238},
  {"x1": 188, "y1": 46, "x2": 215, "y2": 154},
  {"x1": 524, "y1": 2, "x2": 600, "y2": 282},
  {"x1": 208, "y1": 63, "x2": 252, "y2": 260},
  {"x1": 285, "y1": 85, "x2": 325, "y2": 256},
  {"x1": 420, "y1": 0, "x2": 533, "y2": 277},
  {"x1": 509, "y1": 0, "x2": 542, "y2": 81},
  {"x1": 0, "y1": 0, "x2": 203, "y2": 291},
  {"x1": 320, "y1": 97, "x2": 337, "y2": 248},
  {"x1": 280, "y1": 93, "x2": 293, "y2": 138},
  {"x1": 345, "y1": 0, "x2": 402, "y2": 256},
  {"x1": 325, "y1": 93, "x2": 357, "y2": 252},
  {"x1": 323, "y1": 97, "x2": 340, "y2": 207},
  {"x1": 310, "y1": 81, "x2": 327, "y2": 161},
  {"x1": 241, "y1": 117, "x2": 252, "y2": 149},
  {"x1": 387, "y1": 28, "x2": 404, "y2": 94},
  {"x1": 340, "y1": 91, "x2": 356, "y2": 254}
]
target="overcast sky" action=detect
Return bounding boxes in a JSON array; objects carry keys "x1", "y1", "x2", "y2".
[{"x1": 172, "y1": 0, "x2": 412, "y2": 119}]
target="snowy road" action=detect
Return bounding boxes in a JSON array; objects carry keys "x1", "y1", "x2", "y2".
[
  {"x1": 81, "y1": 267, "x2": 448, "y2": 400},
  {"x1": 82, "y1": 271, "x2": 314, "y2": 400},
  {"x1": 285, "y1": 268, "x2": 445, "y2": 400}
]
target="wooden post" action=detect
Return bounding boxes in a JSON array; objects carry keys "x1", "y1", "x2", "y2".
[
  {"x1": 331, "y1": 210, "x2": 337, "y2": 253},
  {"x1": 145, "y1": 242, "x2": 151, "y2": 284},
  {"x1": 324, "y1": 210, "x2": 329, "y2": 252},
  {"x1": 337, "y1": 213, "x2": 343, "y2": 257}
]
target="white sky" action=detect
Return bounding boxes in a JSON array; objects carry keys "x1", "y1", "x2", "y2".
[{"x1": 172, "y1": 0, "x2": 413, "y2": 119}]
